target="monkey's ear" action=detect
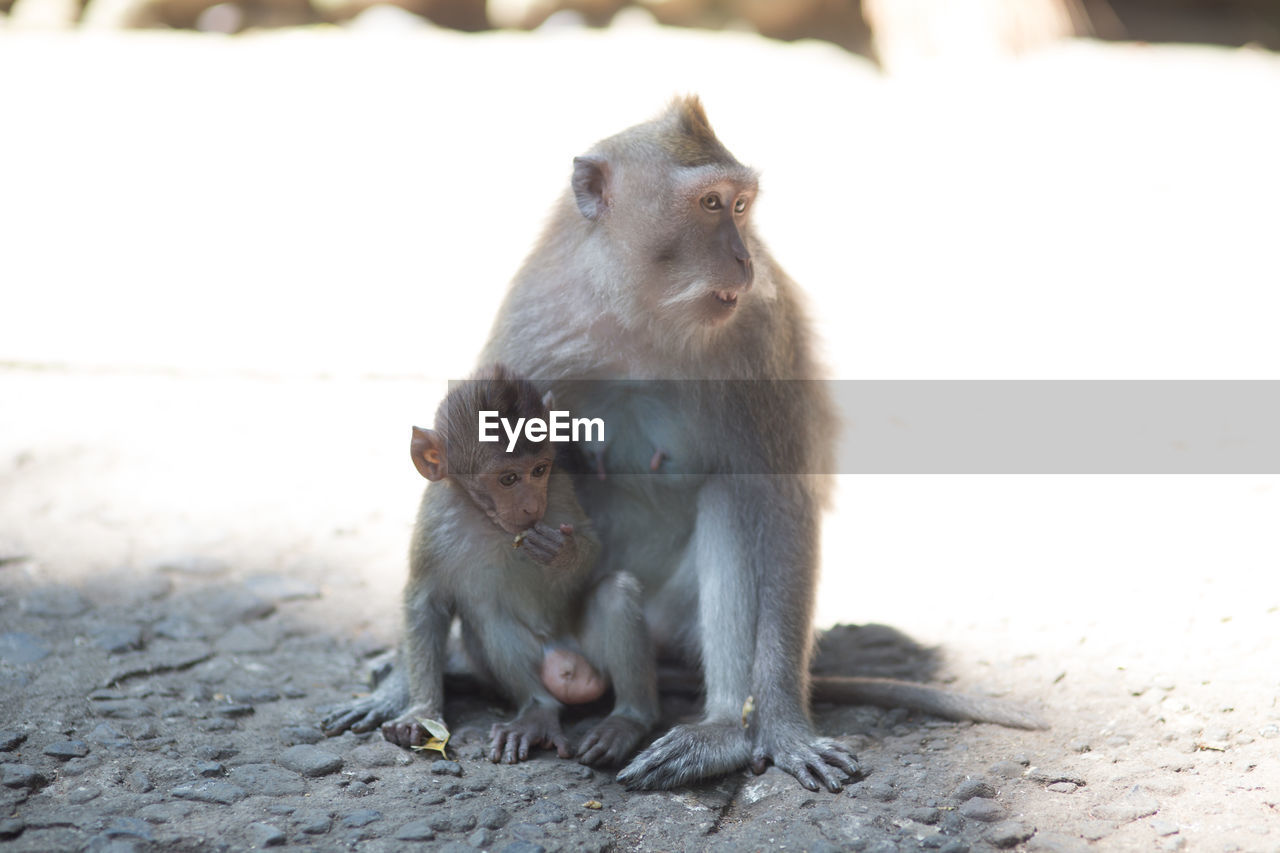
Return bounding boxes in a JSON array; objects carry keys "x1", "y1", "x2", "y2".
[
  {"x1": 541, "y1": 390, "x2": 556, "y2": 413},
  {"x1": 572, "y1": 156, "x2": 610, "y2": 221},
  {"x1": 411, "y1": 427, "x2": 447, "y2": 481}
]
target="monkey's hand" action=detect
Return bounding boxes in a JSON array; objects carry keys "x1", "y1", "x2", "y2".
[
  {"x1": 616, "y1": 720, "x2": 751, "y2": 790},
  {"x1": 381, "y1": 703, "x2": 443, "y2": 750},
  {"x1": 489, "y1": 704, "x2": 571, "y2": 764},
  {"x1": 750, "y1": 718, "x2": 861, "y2": 793},
  {"x1": 577, "y1": 714, "x2": 648, "y2": 768},
  {"x1": 319, "y1": 691, "x2": 402, "y2": 737},
  {"x1": 520, "y1": 522, "x2": 578, "y2": 569}
]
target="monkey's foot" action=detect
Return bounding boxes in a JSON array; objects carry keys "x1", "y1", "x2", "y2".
[
  {"x1": 751, "y1": 725, "x2": 861, "y2": 793},
  {"x1": 489, "y1": 705, "x2": 572, "y2": 764},
  {"x1": 616, "y1": 720, "x2": 751, "y2": 790},
  {"x1": 318, "y1": 694, "x2": 400, "y2": 737},
  {"x1": 576, "y1": 715, "x2": 647, "y2": 767}
]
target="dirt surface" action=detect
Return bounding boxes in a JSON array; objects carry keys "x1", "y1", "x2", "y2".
[{"x1": 3, "y1": 22, "x2": 1279, "y2": 853}]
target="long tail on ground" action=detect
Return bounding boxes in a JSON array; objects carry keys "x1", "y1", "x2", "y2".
[{"x1": 811, "y1": 676, "x2": 1049, "y2": 730}]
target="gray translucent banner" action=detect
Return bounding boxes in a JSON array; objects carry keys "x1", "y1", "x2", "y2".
[
  {"x1": 833, "y1": 381, "x2": 1280, "y2": 474},
  {"x1": 446, "y1": 379, "x2": 1280, "y2": 475}
]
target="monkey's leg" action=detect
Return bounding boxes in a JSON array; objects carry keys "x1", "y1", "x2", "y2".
[
  {"x1": 746, "y1": 477, "x2": 860, "y2": 792},
  {"x1": 468, "y1": 615, "x2": 573, "y2": 764},
  {"x1": 617, "y1": 483, "x2": 754, "y2": 789},
  {"x1": 381, "y1": 583, "x2": 453, "y2": 748},
  {"x1": 575, "y1": 572, "x2": 659, "y2": 767}
]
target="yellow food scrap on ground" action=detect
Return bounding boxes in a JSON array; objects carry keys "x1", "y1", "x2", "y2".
[
  {"x1": 582, "y1": 800, "x2": 603, "y2": 810},
  {"x1": 409, "y1": 717, "x2": 451, "y2": 757}
]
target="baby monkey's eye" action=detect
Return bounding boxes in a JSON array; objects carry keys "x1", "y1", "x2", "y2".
[
  {"x1": 701, "y1": 193, "x2": 722, "y2": 212},
  {"x1": 531, "y1": 463, "x2": 549, "y2": 477},
  {"x1": 499, "y1": 472, "x2": 519, "y2": 487},
  {"x1": 734, "y1": 196, "x2": 748, "y2": 214}
]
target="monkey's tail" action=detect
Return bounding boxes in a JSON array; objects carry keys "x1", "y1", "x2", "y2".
[{"x1": 810, "y1": 676, "x2": 1049, "y2": 731}]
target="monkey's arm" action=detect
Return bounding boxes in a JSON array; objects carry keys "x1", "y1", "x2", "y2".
[{"x1": 381, "y1": 578, "x2": 454, "y2": 748}]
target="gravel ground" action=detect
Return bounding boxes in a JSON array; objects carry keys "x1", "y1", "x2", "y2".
[{"x1": 2, "y1": 21, "x2": 1279, "y2": 853}]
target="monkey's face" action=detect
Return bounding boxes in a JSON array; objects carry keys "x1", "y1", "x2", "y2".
[
  {"x1": 669, "y1": 172, "x2": 758, "y2": 325},
  {"x1": 466, "y1": 454, "x2": 554, "y2": 535}
]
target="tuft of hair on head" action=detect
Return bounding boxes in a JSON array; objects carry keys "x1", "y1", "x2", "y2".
[
  {"x1": 436, "y1": 364, "x2": 551, "y2": 474},
  {"x1": 662, "y1": 94, "x2": 736, "y2": 169}
]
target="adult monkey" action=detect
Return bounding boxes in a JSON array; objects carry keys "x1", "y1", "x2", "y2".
[{"x1": 480, "y1": 95, "x2": 854, "y2": 792}]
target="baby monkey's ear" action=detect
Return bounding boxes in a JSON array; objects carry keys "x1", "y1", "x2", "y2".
[{"x1": 411, "y1": 426, "x2": 447, "y2": 481}]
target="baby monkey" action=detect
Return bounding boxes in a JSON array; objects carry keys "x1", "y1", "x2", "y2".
[{"x1": 383, "y1": 366, "x2": 657, "y2": 766}]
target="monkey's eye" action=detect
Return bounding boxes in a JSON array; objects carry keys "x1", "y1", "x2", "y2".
[
  {"x1": 734, "y1": 196, "x2": 748, "y2": 214},
  {"x1": 531, "y1": 463, "x2": 549, "y2": 478},
  {"x1": 499, "y1": 472, "x2": 519, "y2": 487},
  {"x1": 701, "y1": 194, "x2": 722, "y2": 212}
]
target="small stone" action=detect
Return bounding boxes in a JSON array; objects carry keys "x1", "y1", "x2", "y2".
[
  {"x1": 43, "y1": 740, "x2": 90, "y2": 760},
  {"x1": 0, "y1": 632, "x2": 51, "y2": 664},
  {"x1": 92, "y1": 625, "x2": 145, "y2": 654},
  {"x1": 2, "y1": 764, "x2": 46, "y2": 789},
  {"x1": 229, "y1": 764, "x2": 307, "y2": 796},
  {"x1": 296, "y1": 811, "x2": 332, "y2": 834},
  {"x1": 1150, "y1": 819, "x2": 1179, "y2": 836},
  {"x1": 126, "y1": 772, "x2": 153, "y2": 793},
  {"x1": 907, "y1": 807, "x2": 941, "y2": 825},
  {"x1": 987, "y1": 820, "x2": 1036, "y2": 848},
  {"x1": 952, "y1": 777, "x2": 998, "y2": 801},
  {"x1": 197, "y1": 718, "x2": 237, "y2": 732},
  {"x1": 1260, "y1": 724, "x2": 1279, "y2": 739},
  {"x1": 151, "y1": 618, "x2": 207, "y2": 642},
  {"x1": 247, "y1": 822, "x2": 286, "y2": 847},
  {"x1": 195, "y1": 744, "x2": 237, "y2": 761},
  {"x1": 1047, "y1": 782, "x2": 1078, "y2": 794},
  {"x1": 341, "y1": 809, "x2": 382, "y2": 828},
  {"x1": 171, "y1": 780, "x2": 247, "y2": 804},
  {"x1": 394, "y1": 818, "x2": 436, "y2": 841},
  {"x1": 959, "y1": 798, "x2": 1007, "y2": 822},
  {"x1": 1026, "y1": 832, "x2": 1092, "y2": 853},
  {"x1": 469, "y1": 828, "x2": 494, "y2": 848},
  {"x1": 478, "y1": 806, "x2": 511, "y2": 830},
  {"x1": 266, "y1": 805, "x2": 296, "y2": 816},
  {"x1": 20, "y1": 586, "x2": 89, "y2": 617},
  {"x1": 0, "y1": 819, "x2": 24, "y2": 840},
  {"x1": 196, "y1": 762, "x2": 225, "y2": 777},
  {"x1": 346, "y1": 780, "x2": 373, "y2": 797},
  {"x1": 350, "y1": 741, "x2": 412, "y2": 768},
  {"x1": 1090, "y1": 786, "x2": 1159, "y2": 823},
  {"x1": 532, "y1": 802, "x2": 567, "y2": 825},
  {"x1": 278, "y1": 744, "x2": 343, "y2": 777},
  {"x1": 63, "y1": 754, "x2": 103, "y2": 776},
  {"x1": 571, "y1": 765, "x2": 593, "y2": 780},
  {"x1": 938, "y1": 841, "x2": 969, "y2": 853},
  {"x1": 431, "y1": 812, "x2": 478, "y2": 833},
  {"x1": 430, "y1": 760, "x2": 463, "y2": 777},
  {"x1": 1069, "y1": 739, "x2": 1092, "y2": 753},
  {"x1": 213, "y1": 703, "x2": 255, "y2": 718},
  {"x1": 68, "y1": 785, "x2": 102, "y2": 804},
  {"x1": 988, "y1": 760, "x2": 1025, "y2": 779},
  {"x1": 279, "y1": 726, "x2": 323, "y2": 745},
  {"x1": 92, "y1": 699, "x2": 154, "y2": 720},
  {"x1": 862, "y1": 781, "x2": 897, "y2": 802},
  {"x1": 127, "y1": 720, "x2": 159, "y2": 740},
  {"x1": 0, "y1": 730, "x2": 28, "y2": 751},
  {"x1": 583, "y1": 815, "x2": 603, "y2": 831}
]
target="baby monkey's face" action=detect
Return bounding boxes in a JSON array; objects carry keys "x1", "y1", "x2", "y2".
[{"x1": 471, "y1": 453, "x2": 554, "y2": 536}]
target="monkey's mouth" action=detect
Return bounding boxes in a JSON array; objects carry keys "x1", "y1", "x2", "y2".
[{"x1": 712, "y1": 290, "x2": 739, "y2": 309}]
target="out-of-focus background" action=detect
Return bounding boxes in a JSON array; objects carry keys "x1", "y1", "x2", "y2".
[
  {"x1": 2, "y1": 4, "x2": 1279, "y2": 847},
  {"x1": 3, "y1": 0, "x2": 1278, "y2": 731}
]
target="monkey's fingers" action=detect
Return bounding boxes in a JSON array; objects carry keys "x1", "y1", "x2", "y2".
[
  {"x1": 381, "y1": 720, "x2": 425, "y2": 749},
  {"x1": 558, "y1": 523, "x2": 574, "y2": 536},
  {"x1": 757, "y1": 738, "x2": 854, "y2": 793},
  {"x1": 550, "y1": 731, "x2": 573, "y2": 759}
]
